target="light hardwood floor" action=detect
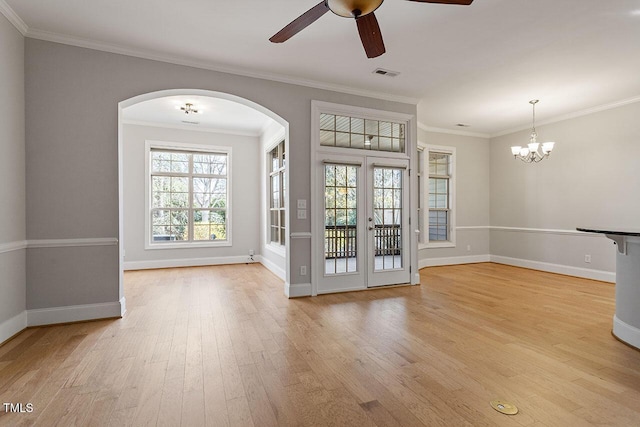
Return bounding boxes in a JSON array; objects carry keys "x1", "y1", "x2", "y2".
[{"x1": 1, "y1": 263, "x2": 640, "y2": 426}]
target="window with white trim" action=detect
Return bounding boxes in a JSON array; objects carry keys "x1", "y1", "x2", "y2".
[
  {"x1": 418, "y1": 145, "x2": 455, "y2": 246},
  {"x1": 269, "y1": 140, "x2": 286, "y2": 246},
  {"x1": 148, "y1": 144, "x2": 231, "y2": 247}
]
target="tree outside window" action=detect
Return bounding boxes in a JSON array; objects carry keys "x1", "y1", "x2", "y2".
[{"x1": 150, "y1": 148, "x2": 229, "y2": 245}]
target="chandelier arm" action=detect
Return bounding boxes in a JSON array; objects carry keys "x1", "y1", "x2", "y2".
[{"x1": 516, "y1": 155, "x2": 533, "y2": 163}]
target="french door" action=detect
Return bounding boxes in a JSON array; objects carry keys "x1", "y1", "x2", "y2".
[{"x1": 316, "y1": 154, "x2": 411, "y2": 294}]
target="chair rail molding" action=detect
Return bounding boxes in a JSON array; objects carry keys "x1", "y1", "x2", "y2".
[
  {"x1": 0, "y1": 240, "x2": 28, "y2": 254},
  {"x1": 27, "y1": 238, "x2": 119, "y2": 248}
]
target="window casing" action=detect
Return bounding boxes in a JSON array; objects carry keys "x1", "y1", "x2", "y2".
[
  {"x1": 418, "y1": 145, "x2": 455, "y2": 248},
  {"x1": 146, "y1": 141, "x2": 232, "y2": 248},
  {"x1": 269, "y1": 140, "x2": 286, "y2": 246}
]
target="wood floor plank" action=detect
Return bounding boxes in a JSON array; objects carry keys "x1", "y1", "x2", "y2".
[{"x1": 1, "y1": 262, "x2": 640, "y2": 426}]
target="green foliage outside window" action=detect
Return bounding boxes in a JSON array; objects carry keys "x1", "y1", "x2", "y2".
[{"x1": 150, "y1": 149, "x2": 228, "y2": 243}]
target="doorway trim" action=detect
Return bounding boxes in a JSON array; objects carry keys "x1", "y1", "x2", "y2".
[{"x1": 310, "y1": 100, "x2": 419, "y2": 296}]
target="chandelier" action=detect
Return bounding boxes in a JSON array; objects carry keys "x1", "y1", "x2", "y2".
[
  {"x1": 180, "y1": 103, "x2": 198, "y2": 115},
  {"x1": 510, "y1": 100, "x2": 555, "y2": 163}
]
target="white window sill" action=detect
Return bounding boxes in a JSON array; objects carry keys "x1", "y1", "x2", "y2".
[
  {"x1": 265, "y1": 242, "x2": 286, "y2": 257},
  {"x1": 419, "y1": 242, "x2": 456, "y2": 250},
  {"x1": 146, "y1": 241, "x2": 232, "y2": 250}
]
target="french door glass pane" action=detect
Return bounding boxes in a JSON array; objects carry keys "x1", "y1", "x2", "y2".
[
  {"x1": 324, "y1": 164, "x2": 358, "y2": 275},
  {"x1": 373, "y1": 167, "x2": 403, "y2": 271}
]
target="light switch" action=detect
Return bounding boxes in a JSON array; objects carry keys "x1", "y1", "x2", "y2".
[
  {"x1": 297, "y1": 199, "x2": 307, "y2": 209},
  {"x1": 297, "y1": 209, "x2": 307, "y2": 219}
]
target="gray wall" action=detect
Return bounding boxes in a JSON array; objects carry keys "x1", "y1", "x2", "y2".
[
  {"x1": 418, "y1": 129, "x2": 491, "y2": 264},
  {"x1": 24, "y1": 38, "x2": 416, "y2": 310},
  {"x1": 122, "y1": 124, "x2": 261, "y2": 267},
  {"x1": 490, "y1": 101, "x2": 640, "y2": 275},
  {"x1": 0, "y1": 14, "x2": 26, "y2": 332}
]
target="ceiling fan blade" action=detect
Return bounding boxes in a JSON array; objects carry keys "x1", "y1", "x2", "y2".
[
  {"x1": 270, "y1": 1, "x2": 330, "y2": 43},
  {"x1": 406, "y1": 0, "x2": 474, "y2": 5},
  {"x1": 356, "y1": 12, "x2": 386, "y2": 59}
]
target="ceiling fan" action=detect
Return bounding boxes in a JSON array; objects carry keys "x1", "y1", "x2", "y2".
[{"x1": 269, "y1": 0, "x2": 474, "y2": 59}]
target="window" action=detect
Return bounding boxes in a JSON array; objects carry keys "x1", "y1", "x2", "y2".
[
  {"x1": 269, "y1": 140, "x2": 286, "y2": 246},
  {"x1": 319, "y1": 113, "x2": 405, "y2": 153},
  {"x1": 147, "y1": 143, "x2": 231, "y2": 247},
  {"x1": 418, "y1": 145, "x2": 455, "y2": 247}
]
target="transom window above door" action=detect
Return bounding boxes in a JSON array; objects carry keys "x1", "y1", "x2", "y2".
[{"x1": 319, "y1": 113, "x2": 405, "y2": 153}]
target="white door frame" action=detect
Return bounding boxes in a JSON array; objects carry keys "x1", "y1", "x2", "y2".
[{"x1": 310, "y1": 100, "x2": 419, "y2": 296}]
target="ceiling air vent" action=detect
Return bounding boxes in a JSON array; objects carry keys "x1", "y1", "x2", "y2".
[
  {"x1": 373, "y1": 68, "x2": 400, "y2": 77},
  {"x1": 181, "y1": 120, "x2": 200, "y2": 125}
]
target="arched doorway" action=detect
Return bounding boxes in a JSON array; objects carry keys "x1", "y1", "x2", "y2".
[{"x1": 117, "y1": 89, "x2": 289, "y2": 308}]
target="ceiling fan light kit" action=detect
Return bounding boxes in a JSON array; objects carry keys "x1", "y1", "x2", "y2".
[
  {"x1": 270, "y1": 0, "x2": 474, "y2": 58},
  {"x1": 326, "y1": 0, "x2": 384, "y2": 18}
]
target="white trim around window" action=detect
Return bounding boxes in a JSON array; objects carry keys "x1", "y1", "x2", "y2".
[
  {"x1": 144, "y1": 140, "x2": 232, "y2": 250},
  {"x1": 418, "y1": 143, "x2": 456, "y2": 249},
  {"x1": 264, "y1": 130, "x2": 287, "y2": 258}
]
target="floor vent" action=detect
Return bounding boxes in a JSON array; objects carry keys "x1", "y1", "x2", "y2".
[{"x1": 490, "y1": 400, "x2": 518, "y2": 415}]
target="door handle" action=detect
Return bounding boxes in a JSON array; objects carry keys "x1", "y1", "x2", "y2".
[{"x1": 368, "y1": 226, "x2": 374, "y2": 231}]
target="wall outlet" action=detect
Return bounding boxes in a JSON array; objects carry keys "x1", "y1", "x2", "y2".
[
  {"x1": 585, "y1": 254, "x2": 591, "y2": 263},
  {"x1": 249, "y1": 249, "x2": 254, "y2": 256},
  {"x1": 300, "y1": 265, "x2": 307, "y2": 276}
]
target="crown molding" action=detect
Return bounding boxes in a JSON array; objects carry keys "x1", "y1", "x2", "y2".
[
  {"x1": 491, "y1": 95, "x2": 640, "y2": 138},
  {"x1": 0, "y1": 0, "x2": 27, "y2": 35},
  {"x1": 122, "y1": 119, "x2": 262, "y2": 137},
  {"x1": 23, "y1": 27, "x2": 420, "y2": 106},
  {"x1": 417, "y1": 122, "x2": 490, "y2": 139},
  {"x1": 10, "y1": 9, "x2": 640, "y2": 131}
]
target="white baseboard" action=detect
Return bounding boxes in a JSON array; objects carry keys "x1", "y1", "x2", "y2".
[
  {"x1": 27, "y1": 299, "x2": 124, "y2": 327},
  {"x1": 258, "y1": 255, "x2": 286, "y2": 280},
  {"x1": 419, "y1": 254, "x2": 490, "y2": 269},
  {"x1": 490, "y1": 255, "x2": 615, "y2": 283},
  {"x1": 0, "y1": 311, "x2": 27, "y2": 345},
  {"x1": 613, "y1": 315, "x2": 640, "y2": 350},
  {"x1": 123, "y1": 255, "x2": 252, "y2": 271},
  {"x1": 285, "y1": 282, "x2": 311, "y2": 298}
]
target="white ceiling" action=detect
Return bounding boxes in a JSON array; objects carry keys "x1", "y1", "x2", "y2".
[
  {"x1": 122, "y1": 95, "x2": 274, "y2": 135},
  {"x1": 5, "y1": 0, "x2": 640, "y2": 135}
]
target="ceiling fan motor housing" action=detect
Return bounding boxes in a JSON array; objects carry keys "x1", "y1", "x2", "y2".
[{"x1": 326, "y1": 0, "x2": 384, "y2": 18}]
